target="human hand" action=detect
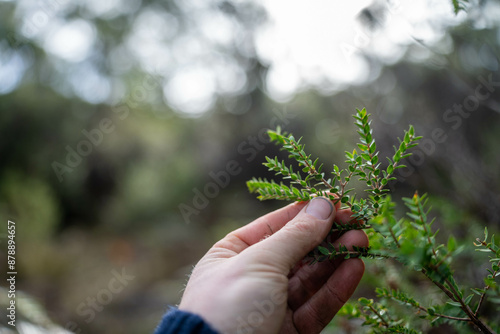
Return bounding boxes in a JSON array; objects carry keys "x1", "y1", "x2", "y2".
[{"x1": 179, "y1": 197, "x2": 369, "y2": 334}]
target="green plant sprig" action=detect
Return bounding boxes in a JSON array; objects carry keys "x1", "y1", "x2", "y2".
[
  {"x1": 247, "y1": 108, "x2": 421, "y2": 221},
  {"x1": 356, "y1": 297, "x2": 423, "y2": 334},
  {"x1": 375, "y1": 288, "x2": 469, "y2": 322},
  {"x1": 246, "y1": 108, "x2": 499, "y2": 333},
  {"x1": 473, "y1": 228, "x2": 500, "y2": 316},
  {"x1": 374, "y1": 190, "x2": 496, "y2": 333},
  {"x1": 308, "y1": 244, "x2": 393, "y2": 264}
]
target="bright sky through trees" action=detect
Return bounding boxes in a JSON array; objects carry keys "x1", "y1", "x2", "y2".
[{"x1": 3, "y1": 0, "x2": 500, "y2": 115}]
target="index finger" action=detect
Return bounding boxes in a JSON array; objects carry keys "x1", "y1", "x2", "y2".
[
  {"x1": 216, "y1": 201, "x2": 306, "y2": 254},
  {"x1": 214, "y1": 198, "x2": 340, "y2": 255}
]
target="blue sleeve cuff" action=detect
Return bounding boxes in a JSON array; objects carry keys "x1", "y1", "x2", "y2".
[{"x1": 153, "y1": 308, "x2": 219, "y2": 334}]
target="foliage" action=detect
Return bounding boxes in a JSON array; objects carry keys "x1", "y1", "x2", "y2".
[
  {"x1": 452, "y1": 0, "x2": 469, "y2": 14},
  {"x1": 247, "y1": 109, "x2": 500, "y2": 333}
]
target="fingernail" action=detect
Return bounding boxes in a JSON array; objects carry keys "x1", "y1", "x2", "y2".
[{"x1": 306, "y1": 197, "x2": 334, "y2": 219}]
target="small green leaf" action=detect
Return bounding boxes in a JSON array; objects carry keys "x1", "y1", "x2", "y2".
[
  {"x1": 317, "y1": 246, "x2": 330, "y2": 255},
  {"x1": 357, "y1": 144, "x2": 368, "y2": 151},
  {"x1": 447, "y1": 236, "x2": 457, "y2": 252},
  {"x1": 464, "y1": 294, "x2": 474, "y2": 306},
  {"x1": 358, "y1": 297, "x2": 372, "y2": 306},
  {"x1": 387, "y1": 165, "x2": 394, "y2": 175}
]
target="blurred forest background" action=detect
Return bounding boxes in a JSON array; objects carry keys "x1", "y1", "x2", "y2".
[{"x1": 0, "y1": 0, "x2": 499, "y2": 333}]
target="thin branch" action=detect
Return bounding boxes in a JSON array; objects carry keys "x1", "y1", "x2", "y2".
[
  {"x1": 416, "y1": 305, "x2": 468, "y2": 322},
  {"x1": 330, "y1": 224, "x2": 372, "y2": 233},
  {"x1": 474, "y1": 238, "x2": 500, "y2": 316},
  {"x1": 380, "y1": 289, "x2": 469, "y2": 322},
  {"x1": 475, "y1": 262, "x2": 500, "y2": 316},
  {"x1": 421, "y1": 268, "x2": 459, "y2": 303},
  {"x1": 368, "y1": 305, "x2": 390, "y2": 328},
  {"x1": 288, "y1": 139, "x2": 333, "y2": 191},
  {"x1": 444, "y1": 277, "x2": 495, "y2": 334},
  {"x1": 332, "y1": 162, "x2": 358, "y2": 208},
  {"x1": 310, "y1": 250, "x2": 395, "y2": 263},
  {"x1": 421, "y1": 265, "x2": 494, "y2": 333},
  {"x1": 388, "y1": 225, "x2": 400, "y2": 248}
]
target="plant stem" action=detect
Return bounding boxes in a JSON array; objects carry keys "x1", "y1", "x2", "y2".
[
  {"x1": 312, "y1": 250, "x2": 395, "y2": 262},
  {"x1": 421, "y1": 268, "x2": 495, "y2": 334},
  {"x1": 417, "y1": 305, "x2": 469, "y2": 322},
  {"x1": 368, "y1": 305, "x2": 390, "y2": 328},
  {"x1": 388, "y1": 225, "x2": 400, "y2": 248},
  {"x1": 445, "y1": 278, "x2": 495, "y2": 334},
  {"x1": 474, "y1": 239, "x2": 500, "y2": 317},
  {"x1": 330, "y1": 223, "x2": 371, "y2": 233},
  {"x1": 288, "y1": 140, "x2": 333, "y2": 191},
  {"x1": 474, "y1": 262, "x2": 500, "y2": 316}
]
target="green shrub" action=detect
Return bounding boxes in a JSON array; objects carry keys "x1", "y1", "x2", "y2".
[{"x1": 247, "y1": 109, "x2": 500, "y2": 333}]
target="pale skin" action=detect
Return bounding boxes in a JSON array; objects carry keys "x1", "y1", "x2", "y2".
[{"x1": 179, "y1": 197, "x2": 369, "y2": 334}]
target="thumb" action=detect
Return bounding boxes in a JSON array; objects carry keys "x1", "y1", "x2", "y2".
[{"x1": 247, "y1": 197, "x2": 336, "y2": 274}]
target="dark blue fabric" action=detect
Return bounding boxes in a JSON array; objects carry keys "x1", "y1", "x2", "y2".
[{"x1": 153, "y1": 308, "x2": 219, "y2": 334}]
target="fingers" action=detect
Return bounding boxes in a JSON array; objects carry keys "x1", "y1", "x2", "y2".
[
  {"x1": 212, "y1": 201, "x2": 307, "y2": 254},
  {"x1": 287, "y1": 229, "x2": 369, "y2": 310},
  {"x1": 292, "y1": 258, "x2": 365, "y2": 333},
  {"x1": 232, "y1": 196, "x2": 341, "y2": 249},
  {"x1": 212, "y1": 196, "x2": 342, "y2": 256},
  {"x1": 242, "y1": 197, "x2": 336, "y2": 274},
  {"x1": 334, "y1": 208, "x2": 363, "y2": 226}
]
